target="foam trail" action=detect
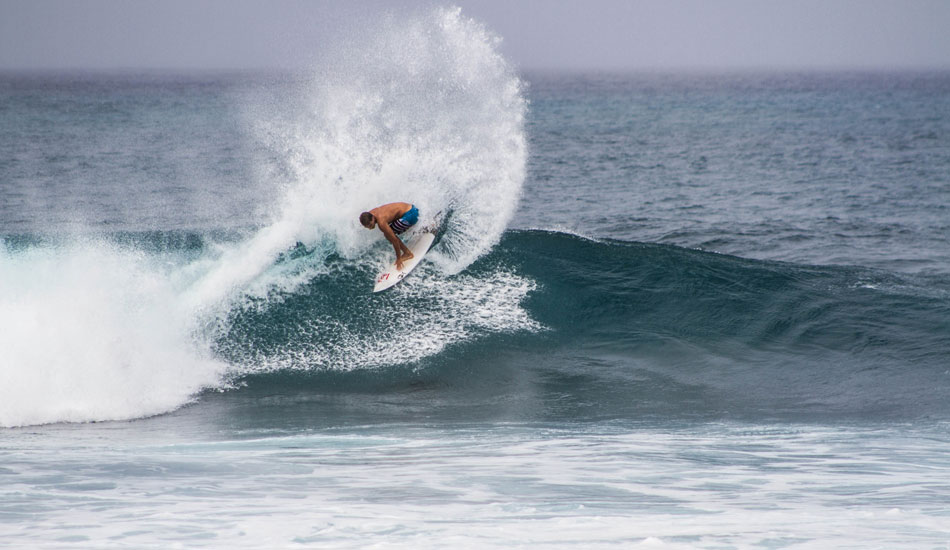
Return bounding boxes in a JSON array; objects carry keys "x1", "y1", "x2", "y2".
[
  {"x1": 180, "y1": 220, "x2": 315, "y2": 311},
  {"x1": 222, "y1": 267, "x2": 541, "y2": 374}
]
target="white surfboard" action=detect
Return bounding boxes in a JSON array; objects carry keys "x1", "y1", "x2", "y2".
[{"x1": 373, "y1": 229, "x2": 437, "y2": 292}]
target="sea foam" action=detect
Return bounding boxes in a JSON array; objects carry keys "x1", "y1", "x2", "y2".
[{"x1": 0, "y1": 241, "x2": 227, "y2": 427}]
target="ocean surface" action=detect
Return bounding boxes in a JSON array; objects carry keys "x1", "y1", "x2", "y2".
[{"x1": 2, "y1": 8, "x2": 949, "y2": 549}]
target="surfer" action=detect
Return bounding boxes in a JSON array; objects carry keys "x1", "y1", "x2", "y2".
[{"x1": 360, "y1": 202, "x2": 419, "y2": 270}]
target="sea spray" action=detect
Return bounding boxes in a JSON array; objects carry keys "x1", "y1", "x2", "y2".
[
  {"x1": 250, "y1": 6, "x2": 527, "y2": 273},
  {"x1": 187, "y1": 5, "x2": 529, "y2": 314}
]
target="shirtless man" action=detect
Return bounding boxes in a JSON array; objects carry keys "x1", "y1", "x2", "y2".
[{"x1": 359, "y1": 202, "x2": 419, "y2": 270}]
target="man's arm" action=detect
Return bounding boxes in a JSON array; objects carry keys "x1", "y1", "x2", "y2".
[
  {"x1": 369, "y1": 203, "x2": 414, "y2": 268},
  {"x1": 377, "y1": 222, "x2": 404, "y2": 256},
  {"x1": 378, "y1": 222, "x2": 413, "y2": 267}
]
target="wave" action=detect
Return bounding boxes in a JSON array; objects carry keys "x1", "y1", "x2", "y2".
[
  {"x1": 500, "y1": 230, "x2": 950, "y2": 361},
  {"x1": 4, "y1": 228, "x2": 949, "y2": 428},
  {"x1": 221, "y1": 229, "x2": 950, "y2": 422}
]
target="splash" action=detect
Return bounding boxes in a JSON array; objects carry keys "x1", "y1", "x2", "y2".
[
  {"x1": 196, "y1": 6, "x2": 534, "y2": 374},
  {"x1": 254, "y1": 6, "x2": 527, "y2": 273},
  {"x1": 0, "y1": 6, "x2": 531, "y2": 427},
  {"x1": 179, "y1": 6, "x2": 527, "y2": 311}
]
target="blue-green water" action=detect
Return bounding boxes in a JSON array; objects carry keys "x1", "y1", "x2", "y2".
[{"x1": 2, "y1": 8, "x2": 949, "y2": 549}]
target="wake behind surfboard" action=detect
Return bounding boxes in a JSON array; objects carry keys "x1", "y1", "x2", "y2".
[{"x1": 372, "y1": 213, "x2": 443, "y2": 292}]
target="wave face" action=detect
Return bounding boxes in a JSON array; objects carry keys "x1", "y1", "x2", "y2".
[
  {"x1": 484, "y1": 231, "x2": 950, "y2": 421},
  {"x1": 0, "y1": 7, "x2": 528, "y2": 428},
  {"x1": 3, "y1": 225, "x2": 948, "y2": 427},
  {"x1": 209, "y1": 229, "x2": 950, "y2": 424}
]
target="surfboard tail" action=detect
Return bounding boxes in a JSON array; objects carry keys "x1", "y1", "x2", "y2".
[{"x1": 420, "y1": 210, "x2": 445, "y2": 233}]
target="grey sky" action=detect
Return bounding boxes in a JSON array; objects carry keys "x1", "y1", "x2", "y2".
[{"x1": 1, "y1": 0, "x2": 948, "y2": 71}]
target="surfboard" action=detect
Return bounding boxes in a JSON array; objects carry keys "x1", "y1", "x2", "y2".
[{"x1": 372, "y1": 228, "x2": 437, "y2": 292}]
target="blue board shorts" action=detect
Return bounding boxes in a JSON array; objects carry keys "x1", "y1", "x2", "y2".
[{"x1": 389, "y1": 205, "x2": 419, "y2": 235}]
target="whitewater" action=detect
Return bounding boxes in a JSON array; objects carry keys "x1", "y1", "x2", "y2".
[{"x1": 2, "y1": 6, "x2": 950, "y2": 549}]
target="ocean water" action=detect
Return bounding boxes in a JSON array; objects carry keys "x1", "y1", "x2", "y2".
[{"x1": 2, "y1": 7, "x2": 950, "y2": 549}]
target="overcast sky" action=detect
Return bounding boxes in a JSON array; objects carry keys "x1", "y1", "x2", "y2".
[{"x1": 1, "y1": 0, "x2": 948, "y2": 71}]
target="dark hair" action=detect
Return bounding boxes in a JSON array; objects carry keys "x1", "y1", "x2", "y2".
[{"x1": 359, "y1": 212, "x2": 374, "y2": 227}]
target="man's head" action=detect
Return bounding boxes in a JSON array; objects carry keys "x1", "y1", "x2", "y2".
[{"x1": 359, "y1": 212, "x2": 375, "y2": 228}]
